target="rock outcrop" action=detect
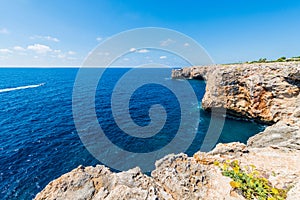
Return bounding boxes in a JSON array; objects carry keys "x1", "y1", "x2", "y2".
[
  {"x1": 35, "y1": 62, "x2": 300, "y2": 200},
  {"x1": 172, "y1": 62, "x2": 300, "y2": 152},
  {"x1": 35, "y1": 143, "x2": 300, "y2": 200},
  {"x1": 171, "y1": 66, "x2": 212, "y2": 80},
  {"x1": 173, "y1": 62, "x2": 300, "y2": 124}
]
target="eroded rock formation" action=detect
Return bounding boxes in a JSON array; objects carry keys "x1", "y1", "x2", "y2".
[
  {"x1": 173, "y1": 62, "x2": 300, "y2": 124},
  {"x1": 35, "y1": 143, "x2": 300, "y2": 200}
]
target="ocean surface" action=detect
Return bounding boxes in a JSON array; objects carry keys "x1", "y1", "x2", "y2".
[{"x1": 0, "y1": 68, "x2": 265, "y2": 200}]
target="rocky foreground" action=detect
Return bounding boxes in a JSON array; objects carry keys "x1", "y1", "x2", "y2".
[{"x1": 35, "y1": 62, "x2": 300, "y2": 200}]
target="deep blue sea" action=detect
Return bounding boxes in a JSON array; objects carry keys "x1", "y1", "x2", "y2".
[{"x1": 0, "y1": 68, "x2": 265, "y2": 200}]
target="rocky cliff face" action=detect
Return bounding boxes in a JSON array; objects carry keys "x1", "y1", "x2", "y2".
[
  {"x1": 173, "y1": 62, "x2": 300, "y2": 124},
  {"x1": 35, "y1": 62, "x2": 300, "y2": 200}
]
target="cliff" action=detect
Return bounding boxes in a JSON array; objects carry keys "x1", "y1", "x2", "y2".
[
  {"x1": 35, "y1": 62, "x2": 300, "y2": 200},
  {"x1": 172, "y1": 62, "x2": 300, "y2": 124}
]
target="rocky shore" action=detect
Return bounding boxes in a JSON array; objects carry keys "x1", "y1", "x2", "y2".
[{"x1": 35, "y1": 62, "x2": 300, "y2": 200}]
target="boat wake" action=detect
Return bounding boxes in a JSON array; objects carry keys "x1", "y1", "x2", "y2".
[{"x1": 0, "y1": 83, "x2": 45, "y2": 93}]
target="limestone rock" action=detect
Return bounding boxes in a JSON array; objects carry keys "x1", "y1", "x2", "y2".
[
  {"x1": 172, "y1": 66, "x2": 214, "y2": 80},
  {"x1": 35, "y1": 143, "x2": 300, "y2": 200},
  {"x1": 35, "y1": 165, "x2": 169, "y2": 200},
  {"x1": 247, "y1": 121, "x2": 300, "y2": 150},
  {"x1": 173, "y1": 62, "x2": 300, "y2": 124},
  {"x1": 287, "y1": 179, "x2": 300, "y2": 200}
]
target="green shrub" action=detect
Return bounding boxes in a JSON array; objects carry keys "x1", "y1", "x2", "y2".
[
  {"x1": 291, "y1": 56, "x2": 300, "y2": 59},
  {"x1": 258, "y1": 58, "x2": 267, "y2": 63},
  {"x1": 214, "y1": 160, "x2": 288, "y2": 200},
  {"x1": 276, "y1": 57, "x2": 286, "y2": 62}
]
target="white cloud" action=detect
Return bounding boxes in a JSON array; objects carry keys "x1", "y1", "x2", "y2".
[
  {"x1": 137, "y1": 49, "x2": 149, "y2": 53},
  {"x1": 45, "y1": 36, "x2": 59, "y2": 42},
  {"x1": 96, "y1": 37, "x2": 103, "y2": 42},
  {"x1": 129, "y1": 48, "x2": 149, "y2": 53},
  {"x1": 123, "y1": 58, "x2": 130, "y2": 61},
  {"x1": 0, "y1": 48, "x2": 12, "y2": 53},
  {"x1": 46, "y1": 36, "x2": 59, "y2": 42},
  {"x1": 27, "y1": 44, "x2": 52, "y2": 54},
  {"x1": 53, "y1": 51, "x2": 77, "y2": 60},
  {"x1": 0, "y1": 28, "x2": 9, "y2": 34},
  {"x1": 57, "y1": 54, "x2": 66, "y2": 59},
  {"x1": 184, "y1": 43, "x2": 190, "y2": 47},
  {"x1": 160, "y1": 56, "x2": 167, "y2": 59},
  {"x1": 13, "y1": 46, "x2": 26, "y2": 51},
  {"x1": 53, "y1": 49, "x2": 61, "y2": 53},
  {"x1": 68, "y1": 51, "x2": 76, "y2": 55},
  {"x1": 30, "y1": 35, "x2": 60, "y2": 42},
  {"x1": 160, "y1": 38, "x2": 175, "y2": 46}
]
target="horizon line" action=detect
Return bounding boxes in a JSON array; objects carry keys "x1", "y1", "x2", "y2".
[{"x1": 0, "y1": 65, "x2": 192, "y2": 68}]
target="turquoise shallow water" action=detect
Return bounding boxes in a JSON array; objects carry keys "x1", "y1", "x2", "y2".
[{"x1": 0, "y1": 68, "x2": 265, "y2": 200}]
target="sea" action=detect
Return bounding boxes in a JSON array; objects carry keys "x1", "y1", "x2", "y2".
[{"x1": 0, "y1": 68, "x2": 265, "y2": 200}]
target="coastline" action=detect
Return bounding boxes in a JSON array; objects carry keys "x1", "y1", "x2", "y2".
[{"x1": 35, "y1": 62, "x2": 300, "y2": 200}]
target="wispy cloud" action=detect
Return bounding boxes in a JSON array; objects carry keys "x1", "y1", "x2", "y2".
[
  {"x1": 13, "y1": 46, "x2": 26, "y2": 51},
  {"x1": 0, "y1": 48, "x2": 12, "y2": 53},
  {"x1": 129, "y1": 48, "x2": 137, "y2": 52},
  {"x1": 57, "y1": 54, "x2": 66, "y2": 59},
  {"x1": 129, "y1": 48, "x2": 150, "y2": 53},
  {"x1": 0, "y1": 44, "x2": 80, "y2": 66},
  {"x1": 53, "y1": 49, "x2": 61, "y2": 53},
  {"x1": 0, "y1": 28, "x2": 9, "y2": 34},
  {"x1": 184, "y1": 43, "x2": 190, "y2": 47},
  {"x1": 137, "y1": 49, "x2": 149, "y2": 53},
  {"x1": 160, "y1": 56, "x2": 167, "y2": 59},
  {"x1": 160, "y1": 38, "x2": 175, "y2": 46},
  {"x1": 30, "y1": 35, "x2": 60, "y2": 42},
  {"x1": 96, "y1": 37, "x2": 103, "y2": 42},
  {"x1": 27, "y1": 44, "x2": 52, "y2": 54},
  {"x1": 68, "y1": 51, "x2": 76, "y2": 55},
  {"x1": 51, "y1": 49, "x2": 77, "y2": 60}
]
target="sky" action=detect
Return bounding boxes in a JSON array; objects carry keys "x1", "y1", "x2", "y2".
[{"x1": 0, "y1": 0, "x2": 300, "y2": 66}]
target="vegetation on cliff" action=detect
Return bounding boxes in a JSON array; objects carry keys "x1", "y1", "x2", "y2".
[
  {"x1": 215, "y1": 160, "x2": 289, "y2": 200},
  {"x1": 246, "y1": 56, "x2": 300, "y2": 64}
]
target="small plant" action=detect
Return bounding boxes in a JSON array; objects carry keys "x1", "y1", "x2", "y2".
[{"x1": 214, "y1": 160, "x2": 288, "y2": 200}]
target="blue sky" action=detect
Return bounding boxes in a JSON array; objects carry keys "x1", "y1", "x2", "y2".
[{"x1": 0, "y1": 0, "x2": 300, "y2": 66}]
